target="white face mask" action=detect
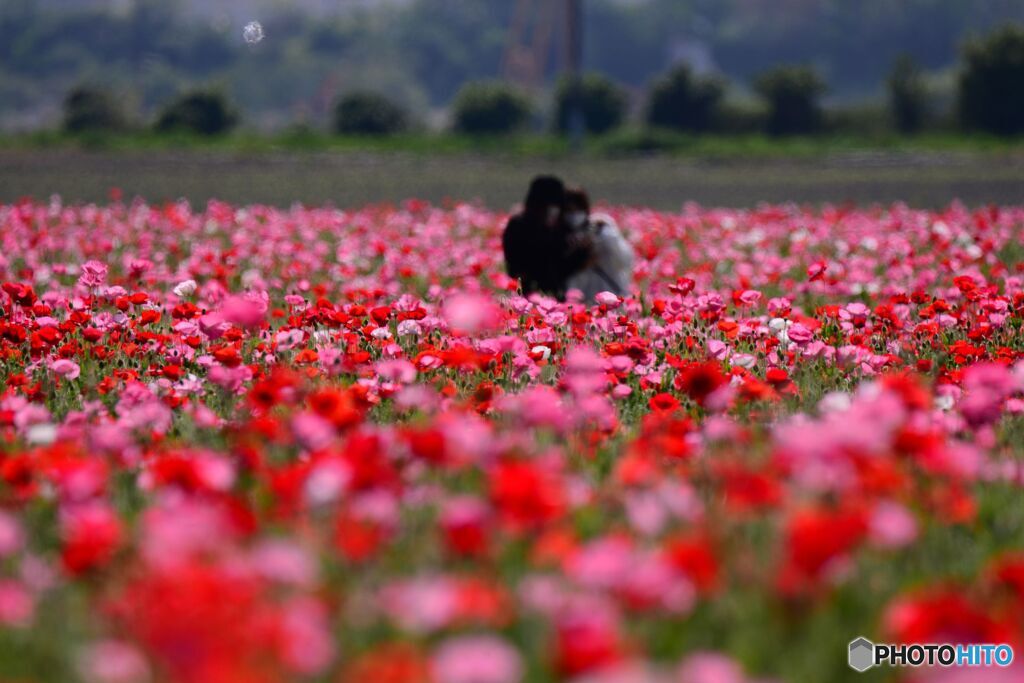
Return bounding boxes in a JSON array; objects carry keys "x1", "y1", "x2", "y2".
[{"x1": 567, "y1": 211, "x2": 588, "y2": 229}]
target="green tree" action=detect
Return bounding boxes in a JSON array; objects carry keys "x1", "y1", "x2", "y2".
[
  {"x1": 397, "y1": 1, "x2": 513, "y2": 106},
  {"x1": 62, "y1": 86, "x2": 127, "y2": 134},
  {"x1": 958, "y1": 24, "x2": 1024, "y2": 136},
  {"x1": 554, "y1": 73, "x2": 628, "y2": 136},
  {"x1": 333, "y1": 91, "x2": 409, "y2": 136},
  {"x1": 451, "y1": 81, "x2": 532, "y2": 135},
  {"x1": 888, "y1": 54, "x2": 928, "y2": 134},
  {"x1": 754, "y1": 65, "x2": 826, "y2": 136},
  {"x1": 155, "y1": 90, "x2": 238, "y2": 136},
  {"x1": 644, "y1": 65, "x2": 725, "y2": 133}
]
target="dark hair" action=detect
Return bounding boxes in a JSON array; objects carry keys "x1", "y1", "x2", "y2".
[
  {"x1": 524, "y1": 175, "x2": 565, "y2": 213},
  {"x1": 564, "y1": 187, "x2": 591, "y2": 214}
]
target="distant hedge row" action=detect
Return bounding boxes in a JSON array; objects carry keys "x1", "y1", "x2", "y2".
[
  {"x1": 64, "y1": 89, "x2": 241, "y2": 137},
  {"x1": 64, "y1": 25, "x2": 1024, "y2": 139}
]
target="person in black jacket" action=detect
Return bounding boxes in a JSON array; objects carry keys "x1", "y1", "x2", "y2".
[{"x1": 502, "y1": 175, "x2": 592, "y2": 300}]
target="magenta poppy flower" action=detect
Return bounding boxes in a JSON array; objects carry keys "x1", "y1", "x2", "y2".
[
  {"x1": 77, "y1": 260, "x2": 108, "y2": 288},
  {"x1": 50, "y1": 359, "x2": 81, "y2": 380},
  {"x1": 432, "y1": 635, "x2": 523, "y2": 683}
]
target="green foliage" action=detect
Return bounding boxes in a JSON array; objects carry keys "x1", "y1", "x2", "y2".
[
  {"x1": 958, "y1": 24, "x2": 1024, "y2": 136},
  {"x1": 554, "y1": 73, "x2": 629, "y2": 136},
  {"x1": 62, "y1": 86, "x2": 127, "y2": 134},
  {"x1": 308, "y1": 22, "x2": 352, "y2": 57},
  {"x1": 644, "y1": 65, "x2": 725, "y2": 133},
  {"x1": 888, "y1": 55, "x2": 928, "y2": 134},
  {"x1": 451, "y1": 81, "x2": 532, "y2": 136},
  {"x1": 754, "y1": 65, "x2": 827, "y2": 136},
  {"x1": 155, "y1": 90, "x2": 239, "y2": 136},
  {"x1": 712, "y1": 101, "x2": 766, "y2": 135},
  {"x1": 826, "y1": 104, "x2": 891, "y2": 138},
  {"x1": 5, "y1": 0, "x2": 1024, "y2": 133},
  {"x1": 333, "y1": 92, "x2": 409, "y2": 136},
  {"x1": 395, "y1": 1, "x2": 513, "y2": 106}
]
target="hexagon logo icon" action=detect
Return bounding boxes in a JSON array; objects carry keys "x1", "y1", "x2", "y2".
[{"x1": 849, "y1": 637, "x2": 875, "y2": 672}]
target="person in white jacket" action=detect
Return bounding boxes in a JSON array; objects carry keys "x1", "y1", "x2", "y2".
[{"x1": 563, "y1": 188, "x2": 634, "y2": 303}]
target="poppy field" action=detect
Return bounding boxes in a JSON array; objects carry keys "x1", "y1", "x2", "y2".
[{"x1": 0, "y1": 197, "x2": 1023, "y2": 683}]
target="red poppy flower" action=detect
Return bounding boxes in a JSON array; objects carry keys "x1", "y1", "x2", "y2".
[
  {"x1": 648, "y1": 392, "x2": 680, "y2": 412},
  {"x1": 807, "y1": 261, "x2": 827, "y2": 281},
  {"x1": 334, "y1": 511, "x2": 389, "y2": 563},
  {"x1": 555, "y1": 614, "x2": 625, "y2": 678},
  {"x1": 780, "y1": 505, "x2": 868, "y2": 586},
  {"x1": 211, "y1": 344, "x2": 242, "y2": 367},
  {"x1": 669, "y1": 277, "x2": 696, "y2": 295},
  {"x1": 370, "y1": 306, "x2": 392, "y2": 326},
  {"x1": 1, "y1": 323, "x2": 27, "y2": 344},
  {"x1": 139, "y1": 309, "x2": 161, "y2": 325},
  {"x1": 717, "y1": 463, "x2": 783, "y2": 513},
  {"x1": 2, "y1": 282, "x2": 36, "y2": 306},
  {"x1": 61, "y1": 505, "x2": 123, "y2": 575},
  {"x1": 663, "y1": 533, "x2": 720, "y2": 593},
  {"x1": 403, "y1": 427, "x2": 447, "y2": 465},
  {"x1": 884, "y1": 588, "x2": 1017, "y2": 646},
  {"x1": 676, "y1": 361, "x2": 728, "y2": 406},
  {"x1": 341, "y1": 643, "x2": 430, "y2": 683},
  {"x1": 990, "y1": 552, "x2": 1024, "y2": 602},
  {"x1": 489, "y1": 460, "x2": 565, "y2": 529},
  {"x1": 108, "y1": 563, "x2": 284, "y2": 683}
]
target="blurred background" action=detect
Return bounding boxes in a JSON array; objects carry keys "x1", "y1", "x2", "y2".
[{"x1": 2, "y1": 0, "x2": 1024, "y2": 207}]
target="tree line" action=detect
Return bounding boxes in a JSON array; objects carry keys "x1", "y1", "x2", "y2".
[
  {"x1": 4, "y1": 0, "x2": 1024, "y2": 130},
  {"x1": 63, "y1": 25, "x2": 1024, "y2": 141}
]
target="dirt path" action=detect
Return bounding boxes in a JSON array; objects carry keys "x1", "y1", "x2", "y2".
[{"x1": 2, "y1": 148, "x2": 1022, "y2": 209}]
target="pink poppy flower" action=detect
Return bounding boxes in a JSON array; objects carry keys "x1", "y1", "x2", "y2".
[
  {"x1": 443, "y1": 293, "x2": 502, "y2": 334},
  {"x1": 198, "y1": 312, "x2": 230, "y2": 340},
  {"x1": 376, "y1": 359, "x2": 418, "y2": 384},
  {"x1": 0, "y1": 581, "x2": 33, "y2": 627},
  {"x1": 250, "y1": 540, "x2": 318, "y2": 588},
  {"x1": 786, "y1": 322, "x2": 813, "y2": 345},
  {"x1": 291, "y1": 412, "x2": 336, "y2": 451},
  {"x1": 738, "y1": 290, "x2": 762, "y2": 307},
  {"x1": 869, "y1": 501, "x2": 918, "y2": 549},
  {"x1": 707, "y1": 339, "x2": 730, "y2": 361},
  {"x1": 677, "y1": 652, "x2": 749, "y2": 683},
  {"x1": 207, "y1": 364, "x2": 252, "y2": 393},
  {"x1": 220, "y1": 294, "x2": 266, "y2": 328},
  {"x1": 380, "y1": 576, "x2": 458, "y2": 633},
  {"x1": 0, "y1": 513, "x2": 23, "y2": 558},
  {"x1": 611, "y1": 384, "x2": 633, "y2": 400},
  {"x1": 277, "y1": 598, "x2": 335, "y2": 675},
  {"x1": 77, "y1": 260, "x2": 108, "y2": 288},
  {"x1": 50, "y1": 358, "x2": 81, "y2": 380},
  {"x1": 432, "y1": 635, "x2": 523, "y2": 683},
  {"x1": 77, "y1": 640, "x2": 150, "y2": 683}
]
